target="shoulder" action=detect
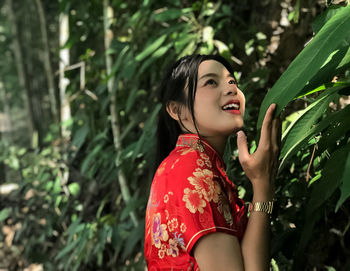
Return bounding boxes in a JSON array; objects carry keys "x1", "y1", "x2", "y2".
[
  {"x1": 153, "y1": 147, "x2": 215, "y2": 193},
  {"x1": 172, "y1": 147, "x2": 213, "y2": 168},
  {"x1": 164, "y1": 147, "x2": 215, "y2": 178}
]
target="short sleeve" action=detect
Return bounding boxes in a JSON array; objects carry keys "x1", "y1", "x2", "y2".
[{"x1": 164, "y1": 149, "x2": 241, "y2": 254}]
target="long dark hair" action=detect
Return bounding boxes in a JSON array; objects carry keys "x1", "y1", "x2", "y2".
[{"x1": 155, "y1": 54, "x2": 234, "y2": 169}]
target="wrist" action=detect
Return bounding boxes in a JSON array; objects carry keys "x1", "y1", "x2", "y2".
[{"x1": 252, "y1": 186, "x2": 274, "y2": 202}]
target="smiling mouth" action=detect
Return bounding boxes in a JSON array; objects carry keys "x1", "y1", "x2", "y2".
[{"x1": 222, "y1": 103, "x2": 240, "y2": 110}]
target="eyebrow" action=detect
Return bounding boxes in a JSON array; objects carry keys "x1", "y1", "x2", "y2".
[{"x1": 198, "y1": 72, "x2": 235, "y2": 81}]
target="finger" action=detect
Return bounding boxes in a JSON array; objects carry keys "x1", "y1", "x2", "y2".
[
  {"x1": 237, "y1": 130, "x2": 250, "y2": 164},
  {"x1": 271, "y1": 117, "x2": 280, "y2": 154},
  {"x1": 278, "y1": 117, "x2": 282, "y2": 150},
  {"x1": 259, "y1": 104, "x2": 276, "y2": 148}
]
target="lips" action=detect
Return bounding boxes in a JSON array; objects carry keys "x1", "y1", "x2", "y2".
[{"x1": 222, "y1": 100, "x2": 240, "y2": 111}]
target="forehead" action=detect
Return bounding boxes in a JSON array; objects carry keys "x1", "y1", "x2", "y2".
[{"x1": 198, "y1": 60, "x2": 230, "y2": 76}]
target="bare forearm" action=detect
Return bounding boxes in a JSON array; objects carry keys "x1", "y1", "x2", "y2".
[
  {"x1": 236, "y1": 103, "x2": 280, "y2": 270},
  {"x1": 241, "y1": 188, "x2": 272, "y2": 271}
]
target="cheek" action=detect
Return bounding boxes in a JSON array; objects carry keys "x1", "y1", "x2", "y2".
[{"x1": 240, "y1": 92, "x2": 246, "y2": 114}]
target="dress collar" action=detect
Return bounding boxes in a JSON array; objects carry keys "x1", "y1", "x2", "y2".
[{"x1": 175, "y1": 133, "x2": 225, "y2": 167}]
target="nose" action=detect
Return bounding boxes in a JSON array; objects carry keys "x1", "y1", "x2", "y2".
[{"x1": 224, "y1": 84, "x2": 238, "y2": 96}]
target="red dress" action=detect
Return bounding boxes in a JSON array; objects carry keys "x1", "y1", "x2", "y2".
[{"x1": 144, "y1": 134, "x2": 247, "y2": 270}]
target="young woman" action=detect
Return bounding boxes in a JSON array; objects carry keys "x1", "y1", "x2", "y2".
[{"x1": 144, "y1": 54, "x2": 280, "y2": 270}]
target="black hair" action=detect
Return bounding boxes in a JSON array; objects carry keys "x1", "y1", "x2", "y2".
[{"x1": 155, "y1": 54, "x2": 234, "y2": 169}]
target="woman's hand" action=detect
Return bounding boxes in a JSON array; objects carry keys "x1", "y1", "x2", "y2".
[{"x1": 237, "y1": 104, "x2": 281, "y2": 200}]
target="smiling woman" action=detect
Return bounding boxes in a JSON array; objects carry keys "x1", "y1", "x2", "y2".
[{"x1": 144, "y1": 54, "x2": 280, "y2": 270}]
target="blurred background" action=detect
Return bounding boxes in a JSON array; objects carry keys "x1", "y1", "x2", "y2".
[{"x1": 0, "y1": 0, "x2": 349, "y2": 270}]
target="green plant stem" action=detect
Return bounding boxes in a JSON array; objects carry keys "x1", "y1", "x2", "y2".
[{"x1": 103, "y1": 0, "x2": 138, "y2": 227}]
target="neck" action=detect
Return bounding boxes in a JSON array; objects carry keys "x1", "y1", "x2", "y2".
[{"x1": 201, "y1": 135, "x2": 228, "y2": 156}]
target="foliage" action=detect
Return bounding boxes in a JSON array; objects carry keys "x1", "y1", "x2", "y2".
[
  {"x1": 255, "y1": 4, "x2": 350, "y2": 269},
  {"x1": 1, "y1": 0, "x2": 350, "y2": 270}
]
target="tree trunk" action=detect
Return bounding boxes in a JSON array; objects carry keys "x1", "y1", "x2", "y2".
[
  {"x1": 103, "y1": 0, "x2": 138, "y2": 227},
  {"x1": 34, "y1": 0, "x2": 59, "y2": 123},
  {"x1": 59, "y1": 2, "x2": 71, "y2": 144},
  {"x1": 6, "y1": 0, "x2": 34, "y2": 144}
]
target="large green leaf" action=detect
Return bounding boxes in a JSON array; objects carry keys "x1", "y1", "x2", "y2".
[
  {"x1": 312, "y1": 5, "x2": 345, "y2": 34},
  {"x1": 280, "y1": 97, "x2": 330, "y2": 158},
  {"x1": 280, "y1": 85, "x2": 344, "y2": 159},
  {"x1": 280, "y1": 105, "x2": 350, "y2": 169},
  {"x1": 298, "y1": 47, "x2": 350, "y2": 96},
  {"x1": 257, "y1": 5, "x2": 350, "y2": 130}
]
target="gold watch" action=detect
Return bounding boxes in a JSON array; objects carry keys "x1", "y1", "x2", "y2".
[{"x1": 249, "y1": 201, "x2": 274, "y2": 215}]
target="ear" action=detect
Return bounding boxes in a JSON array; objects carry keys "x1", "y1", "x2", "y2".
[{"x1": 166, "y1": 101, "x2": 183, "y2": 121}]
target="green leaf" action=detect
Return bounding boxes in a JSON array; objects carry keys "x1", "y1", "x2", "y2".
[
  {"x1": 317, "y1": 112, "x2": 350, "y2": 154},
  {"x1": 131, "y1": 103, "x2": 161, "y2": 160},
  {"x1": 258, "y1": 5, "x2": 350, "y2": 130},
  {"x1": 111, "y1": 225, "x2": 123, "y2": 259},
  {"x1": 153, "y1": 8, "x2": 184, "y2": 22},
  {"x1": 179, "y1": 40, "x2": 197, "y2": 57},
  {"x1": 55, "y1": 238, "x2": 79, "y2": 260},
  {"x1": 308, "y1": 143, "x2": 350, "y2": 214},
  {"x1": 122, "y1": 223, "x2": 144, "y2": 260},
  {"x1": 0, "y1": 207, "x2": 11, "y2": 222},
  {"x1": 280, "y1": 88, "x2": 338, "y2": 158},
  {"x1": 135, "y1": 34, "x2": 167, "y2": 62},
  {"x1": 68, "y1": 182, "x2": 80, "y2": 196},
  {"x1": 53, "y1": 176, "x2": 61, "y2": 194},
  {"x1": 120, "y1": 197, "x2": 143, "y2": 221},
  {"x1": 280, "y1": 105, "x2": 350, "y2": 169},
  {"x1": 139, "y1": 43, "x2": 172, "y2": 74},
  {"x1": 312, "y1": 5, "x2": 345, "y2": 34},
  {"x1": 81, "y1": 144, "x2": 103, "y2": 175},
  {"x1": 298, "y1": 48, "x2": 350, "y2": 96},
  {"x1": 108, "y1": 45, "x2": 129, "y2": 79},
  {"x1": 336, "y1": 151, "x2": 350, "y2": 211},
  {"x1": 71, "y1": 123, "x2": 89, "y2": 152}
]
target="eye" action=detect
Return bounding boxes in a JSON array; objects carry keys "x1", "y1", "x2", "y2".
[
  {"x1": 204, "y1": 79, "x2": 217, "y2": 86},
  {"x1": 228, "y1": 79, "x2": 237, "y2": 85}
]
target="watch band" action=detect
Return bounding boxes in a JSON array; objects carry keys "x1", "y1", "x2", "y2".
[{"x1": 249, "y1": 201, "x2": 274, "y2": 215}]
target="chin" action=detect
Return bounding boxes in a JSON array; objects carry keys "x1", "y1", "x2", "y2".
[{"x1": 230, "y1": 123, "x2": 244, "y2": 134}]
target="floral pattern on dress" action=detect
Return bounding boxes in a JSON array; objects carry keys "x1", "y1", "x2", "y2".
[
  {"x1": 180, "y1": 223, "x2": 187, "y2": 233},
  {"x1": 183, "y1": 188, "x2": 206, "y2": 214},
  {"x1": 196, "y1": 159, "x2": 205, "y2": 167},
  {"x1": 151, "y1": 213, "x2": 169, "y2": 248},
  {"x1": 164, "y1": 209, "x2": 169, "y2": 220},
  {"x1": 158, "y1": 244, "x2": 167, "y2": 259},
  {"x1": 200, "y1": 153, "x2": 212, "y2": 168},
  {"x1": 167, "y1": 238, "x2": 180, "y2": 257},
  {"x1": 174, "y1": 232, "x2": 186, "y2": 250},
  {"x1": 164, "y1": 194, "x2": 169, "y2": 203},
  {"x1": 167, "y1": 218, "x2": 179, "y2": 232},
  {"x1": 187, "y1": 168, "x2": 220, "y2": 203}
]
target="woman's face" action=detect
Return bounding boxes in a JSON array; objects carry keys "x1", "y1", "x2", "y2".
[{"x1": 182, "y1": 60, "x2": 245, "y2": 137}]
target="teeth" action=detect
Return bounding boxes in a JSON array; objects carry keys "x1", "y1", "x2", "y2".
[{"x1": 223, "y1": 103, "x2": 239, "y2": 110}]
